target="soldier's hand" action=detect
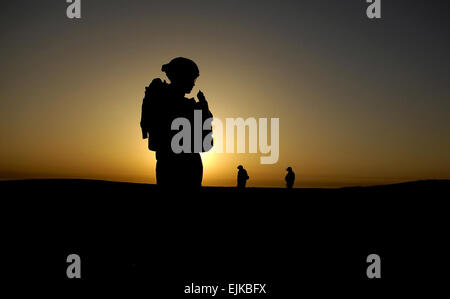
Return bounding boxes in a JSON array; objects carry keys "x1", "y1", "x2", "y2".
[{"x1": 197, "y1": 90, "x2": 207, "y2": 104}]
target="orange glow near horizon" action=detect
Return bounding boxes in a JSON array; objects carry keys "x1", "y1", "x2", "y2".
[{"x1": 1, "y1": 58, "x2": 449, "y2": 187}]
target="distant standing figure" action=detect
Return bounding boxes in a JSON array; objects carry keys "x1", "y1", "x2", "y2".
[
  {"x1": 285, "y1": 167, "x2": 295, "y2": 189},
  {"x1": 237, "y1": 165, "x2": 249, "y2": 189}
]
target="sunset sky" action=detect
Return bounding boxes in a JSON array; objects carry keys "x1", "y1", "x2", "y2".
[{"x1": 1, "y1": 0, "x2": 449, "y2": 187}]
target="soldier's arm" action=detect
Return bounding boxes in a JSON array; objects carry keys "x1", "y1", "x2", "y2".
[{"x1": 196, "y1": 90, "x2": 213, "y2": 118}]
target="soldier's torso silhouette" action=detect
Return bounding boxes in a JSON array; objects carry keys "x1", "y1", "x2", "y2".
[
  {"x1": 154, "y1": 84, "x2": 212, "y2": 188},
  {"x1": 285, "y1": 170, "x2": 295, "y2": 189},
  {"x1": 237, "y1": 169, "x2": 249, "y2": 189}
]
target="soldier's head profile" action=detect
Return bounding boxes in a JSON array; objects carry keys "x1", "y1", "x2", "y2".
[{"x1": 162, "y1": 57, "x2": 199, "y2": 94}]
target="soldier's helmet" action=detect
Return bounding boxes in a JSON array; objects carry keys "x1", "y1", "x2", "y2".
[{"x1": 162, "y1": 57, "x2": 199, "y2": 80}]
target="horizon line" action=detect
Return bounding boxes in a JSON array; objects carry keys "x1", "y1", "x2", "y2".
[{"x1": 1, "y1": 177, "x2": 449, "y2": 190}]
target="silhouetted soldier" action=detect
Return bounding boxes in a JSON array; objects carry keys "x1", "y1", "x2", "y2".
[
  {"x1": 285, "y1": 167, "x2": 295, "y2": 189},
  {"x1": 140, "y1": 57, "x2": 213, "y2": 189},
  {"x1": 237, "y1": 165, "x2": 249, "y2": 189}
]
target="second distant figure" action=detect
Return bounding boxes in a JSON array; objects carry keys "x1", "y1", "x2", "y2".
[
  {"x1": 237, "y1": 165, "x2": 249, "y2": 189},
  {"x1": 285, "y1": 167, "x2": 295, "y2": 189}
]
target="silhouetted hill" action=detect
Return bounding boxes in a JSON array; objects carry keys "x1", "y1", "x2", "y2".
[
  {"x1": 2, "y1": 179, "x2": 449, "y2": 296},
  {"x1": 2, "y1": 177, "x2": 449, "y2": 194}
]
